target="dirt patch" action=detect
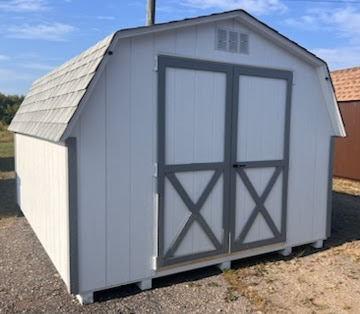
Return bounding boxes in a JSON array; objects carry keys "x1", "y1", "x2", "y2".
[
  {"x1": 333, "y1": 177, "x2": 360, "y2": 196},
  {"x1": 225, "y1": 189, "x2": 360, "y2": 314}
]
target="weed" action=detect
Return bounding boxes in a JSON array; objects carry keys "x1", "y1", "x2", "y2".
[
  {"x1": 225, "y1": 287, "x2": 238, "y2": 302},
  {"x1": 208, "y1": 282, "x2": 220, "y2": 287},
  {"x1": 186, "y1": 281, "x2": 201, "y2": 287}
]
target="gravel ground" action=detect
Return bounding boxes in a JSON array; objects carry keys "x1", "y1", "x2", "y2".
[
  {"x1": 224, "y1": 191, "x2": 360, "y2": 313},
  {"x1": 0, "y1": 217, "x2": 255, "y2": 314}
]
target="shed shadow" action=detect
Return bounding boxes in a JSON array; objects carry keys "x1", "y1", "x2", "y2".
[
  {"x1": 0, "y1": 177, "x2": 18, "y2": 218},
  {"x1": 96, "y1": 191, "x2": 360, "y2": 303},
  {"x1": 95, "y1": 266, "x2": 221, "y2": 303},
  {"x1": 0, "y1": 157, "x2": 14, "y2": 172}
]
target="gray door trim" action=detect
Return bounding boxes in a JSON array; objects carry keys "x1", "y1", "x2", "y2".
[
  {"x1": 326, "y1": 136, "x2": 335, "y2": 237},
  {"x1": 235, "y1": 166, "x2": 282, "y2": 245},
  {"x1": 157, "y1": 55, "x2": 293, "y2": 267},
  {"x1": 157, "y1": 55, "x2": 233, "y2": 268},
  {"x1": 230, "y1": 67, "x2": 293, "y2": 252},
  {"x1": 65, "y1": 137, "x2": 79, "y2": 294},
  {"x1": 163, "y1": 169, "x2": 223, "y2": 259}
]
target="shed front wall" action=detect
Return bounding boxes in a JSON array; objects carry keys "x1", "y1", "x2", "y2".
[
  {"x1": 15, "y1": 133, "x2": 70, "y2": 288},
  {"x1": 71, "y1": 18, "x2": 334, "y2": 293}
]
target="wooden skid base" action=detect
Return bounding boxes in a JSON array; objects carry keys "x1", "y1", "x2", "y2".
[
  {"x1": 76, "y1": 292, "x2": 94, "y2": 305},
  {"x1": 136, "y1": 279, "x2": 152, "y2": 291},
  {"x1": 310, "y1": 240, "x2": 323, "y2": 249},
  {"x1": 217, "y1": 261, "x2": 231, "y2": 271},
  {"x1": 278, "y1": 247, "x2": 292, "y2": 257}
]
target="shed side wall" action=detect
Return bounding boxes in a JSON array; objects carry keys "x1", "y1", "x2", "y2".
[
  {"x1": 72, "y1": 18, "x2": 334, "y2": 293},
  {"x1": 15, "y1": 133, "x2": 70, "y2": 288},
  {"x1": 333, "y1": 101, "x2": 360, "y2": 181}
]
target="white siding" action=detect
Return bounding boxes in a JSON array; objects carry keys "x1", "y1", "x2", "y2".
[
  {"x1": 15, "y1": 134, "x2": 70, "y2": 288},
  {"x1": 71, "y1": 17, "x2": 334, "y2": 293}
]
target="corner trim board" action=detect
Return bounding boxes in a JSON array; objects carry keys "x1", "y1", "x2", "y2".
[
  {"x1": 66, "y1": 137, "x2": 79, "y2": 294},
  {"x1": 326, "y1": 136, "x2": 335, "y2": 238}
]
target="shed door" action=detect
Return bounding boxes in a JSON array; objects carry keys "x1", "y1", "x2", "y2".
[
  {"x1": 230, "y1": 68, "x2": 292, "y2": 252},
  {"x1": 157, "y1": 56, "x2": 293, "y2": 268},
  {"x1": 157, "y1": 56, "x2": 233, "y2": 267}
]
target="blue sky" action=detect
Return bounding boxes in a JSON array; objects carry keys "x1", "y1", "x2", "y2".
[{"x1": 1, "y1": 0, "x2": 360, "y2": 95}]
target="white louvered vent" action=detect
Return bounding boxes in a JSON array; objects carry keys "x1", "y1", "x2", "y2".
[
  {"x1": 217, "y1": 29, "x2": 227, "y2": 51},
  {"x1": 240, "y1": 33, "x2": 249, "y2": 54},
  {"x1": 216, "y1": 28, "x2": 249, "y2": 54}
]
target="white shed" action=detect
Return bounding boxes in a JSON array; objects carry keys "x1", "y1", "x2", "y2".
[{"x1": 9, "y1": 10, "x2": 346, "y2": 304}]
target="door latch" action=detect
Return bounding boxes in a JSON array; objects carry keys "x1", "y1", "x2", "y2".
[{"x1": 233, "y1": 164, "x2": 246, "y2": 168}]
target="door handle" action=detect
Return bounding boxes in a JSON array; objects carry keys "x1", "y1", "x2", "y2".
[{"x1": 233, "y1": 164, "x2": 246, "y2": 168}]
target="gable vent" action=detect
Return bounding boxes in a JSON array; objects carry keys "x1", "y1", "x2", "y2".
[
  {"x1": 216, "y1": 28, "x2": 249, "y2": 54},
  {"x1": 217, "y1": 29, "x2": 227, "y2": 51}
]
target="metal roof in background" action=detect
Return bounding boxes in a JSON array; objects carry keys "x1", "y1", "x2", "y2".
[
  {"x1": 8, "y1": 33, "x2": 115, "y2": 141},
  {"x1": 331, "y1": 66, "x2": 360, "y2": 102}
]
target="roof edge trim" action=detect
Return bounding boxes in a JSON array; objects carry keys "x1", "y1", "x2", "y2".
[
  {"x1": 316, "y1": 65, "x2": 346, "y2": 137},
  {"x1": 60, "y1": 34, "x2": 117, "y2": 141}
]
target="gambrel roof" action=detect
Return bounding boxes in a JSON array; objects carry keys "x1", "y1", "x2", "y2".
[
  {"x1": 9, "y1": 34, "x2": 114, "y2": 141},
  {"x1": 9, "y1": 9, "x2": 346, "y2": 141}
]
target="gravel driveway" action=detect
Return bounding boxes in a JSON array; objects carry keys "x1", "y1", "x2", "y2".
[{"x1": 0, "y1": 217, "x2": 255, "y2": 314}]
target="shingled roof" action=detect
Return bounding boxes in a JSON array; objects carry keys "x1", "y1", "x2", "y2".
[
  {"x1": 10, "y1": 9, "x2": 345, "y2": 141},
  {"x1": 8, "y1": 33, "x2": 115, "y2": 141},
  {"x1": 331, "y1": 66, "x2": 360, "y2": 102}
]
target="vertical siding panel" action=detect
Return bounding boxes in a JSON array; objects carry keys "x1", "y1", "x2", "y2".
[
  {"x1": 15, "y1": 134, "x2": 70, "y2": 288},
  {"x1": 286, "y1": 64, "x2": 318, "y2": 246},
  {"x1": 77, "y1": 73, "x2": 107, "y2": 291},
  {"x1": 106, "y1": 39, "x2": 132, "y2": 285},
  {"x1": 129, "y1": 35, "x2": 155, "y2": 280}
]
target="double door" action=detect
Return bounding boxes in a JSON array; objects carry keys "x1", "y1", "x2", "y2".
[{"x1": 157, "y1": 56, "x2": 292, "y2": 267}]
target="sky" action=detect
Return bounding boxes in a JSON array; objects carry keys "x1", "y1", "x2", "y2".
[{"x1": 1, "y1": 0, "x2": 360, "y2": 95}]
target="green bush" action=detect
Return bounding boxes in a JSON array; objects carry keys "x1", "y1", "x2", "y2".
[{"x1": 0, "y1": 93, "x2": 24, "y2": 125}]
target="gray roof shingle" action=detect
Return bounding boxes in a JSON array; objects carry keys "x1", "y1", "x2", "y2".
[
  {"x1": 9, "y1": 33, "x2": 115, "y2": 141},
  {"x1": 10, "y1": 9, "x2": 333, "y2": 142}
]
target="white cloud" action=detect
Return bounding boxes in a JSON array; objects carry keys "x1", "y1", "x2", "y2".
[
  {"x1": 8, "y1": 22, "x2": 75, "y2": 41},
  {"x1": 96, "y1": 16, "x2": 115, "y2": 20},
  {"x1": 182, "y1": 0, "x2": 287, "y2": 15},
  {"x1": 312, "y1": 47, "x2": 360, "y2": 70},
  {"x1": 0, "y1": 0, "x2": 49, "y2": 12},
  {"x1": 0, "y1": 55, "x2": 10, "y2": 61},
  {"x1": 286, "y1": 6, "x2": 360, "y2": 70},
  {"x1": 286, "y1": 7, "x2": 360, "y2": 41}
]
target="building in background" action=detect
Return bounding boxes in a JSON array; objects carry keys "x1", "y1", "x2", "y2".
[{"x1": 331, "y1": 67, "x2": 360, "y2": 181}]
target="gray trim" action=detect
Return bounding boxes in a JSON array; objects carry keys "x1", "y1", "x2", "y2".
[
  {"x1": 235, "y1": 167, "x2": 282, "y2": 245},
  {"x1": 157, "y1": 55, "x2": 293, "y2": 267},
  {"x1": 164, "y1": 162, "x2": 223, "y2": 173},
  {"x1": 66, "y1": 137, "x2": 79, "y2": 294},
  {"x1": 233, "y1": 160, "x2": 284, "y2": 168},
  {"x1": 164, "y1": 170, "x2": 223, "y2": 259},
  {"x1": 230, "y1": 67, "x2": 292, "y2": 252},
  {"x1": 326, "y1": 137, "x2": 335, "y2": 238},
  {"x1": 157, "y1": 55, "x2": 233, "y2": 268}
]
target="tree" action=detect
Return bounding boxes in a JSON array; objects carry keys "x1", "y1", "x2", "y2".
[{"x1": 0, "y1": 93, "x2": 24, "y2": 125}]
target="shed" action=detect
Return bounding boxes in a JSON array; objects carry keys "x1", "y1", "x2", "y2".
[
  {"x1": 9, "y1": 9, "x2": 346, "y2": 304},
  {"x1": 331, "y1": 66, "x2": 360, "y2": 181}
]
